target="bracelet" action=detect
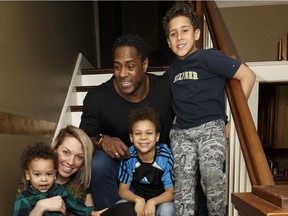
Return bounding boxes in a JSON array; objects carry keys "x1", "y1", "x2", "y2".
[{"x1": 95, "y1": 134, "x2": 104, "y2": 148}]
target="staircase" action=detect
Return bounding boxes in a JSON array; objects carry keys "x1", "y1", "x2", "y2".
[{"x1": 232, "y1": 185, "x2": 288, "y2": 216}]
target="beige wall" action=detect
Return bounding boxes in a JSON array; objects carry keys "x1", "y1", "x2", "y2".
[
  {"x1": 219, "y1": 4, "x2": 288, "y2": 62},
  {"x1": 0, "y1": 2, "x2": 96, "y2": 214}
]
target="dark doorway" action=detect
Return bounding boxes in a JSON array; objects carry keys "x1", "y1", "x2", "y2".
[{"x1": 98, "y1": 1, "x2": 175, "y2": 68}]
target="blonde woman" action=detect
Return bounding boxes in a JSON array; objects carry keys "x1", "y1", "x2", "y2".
[{"x1": 20, "y1": 125, "x2": 107, "y2": 216}]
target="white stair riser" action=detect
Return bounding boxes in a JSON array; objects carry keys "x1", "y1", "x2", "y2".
[
  {"x1": 75, "y1": 74, "x2": 113, "y2": 86},
  {"x1": 69, "y1": 91, "x2": 87, "y2": 106},
  {"x1": 63, "y1": 111, "x2": 82, "y2": 127},
  {"x1": 71, "y1": 111, "x2": 82, "y2": 127}
]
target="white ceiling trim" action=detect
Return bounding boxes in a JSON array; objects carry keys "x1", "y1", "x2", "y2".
[{"x1": 215, "y1": 0, "x2": 288, "y2": 8}]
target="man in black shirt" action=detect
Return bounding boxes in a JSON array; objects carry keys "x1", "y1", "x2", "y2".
[{"x1": 80, "y1": 34, "x2": 174, "y2": 210}]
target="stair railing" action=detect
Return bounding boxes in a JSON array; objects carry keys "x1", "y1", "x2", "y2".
[
  {"x1": 197, "y1": 0, "x2": 274, "y2": 188},
  {"x1": 194, "y1": 2, "x2": 288, "y2": 215}
]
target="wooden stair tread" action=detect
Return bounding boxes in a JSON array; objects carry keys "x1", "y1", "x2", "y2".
[
  {"x1": 75, "y1": 86, "x2": 94, "y2": 92},
  {"x1": 70, "y1": 105, "x2": 83, "y2": 112},
  {"x1": 252, "y1": 185, "x2": 288, "y2": 208},
  {"x1": 81, "y1": 68, "x2": 113, "y2": 75},
  {"x1": 232, "y1": 192, "x2": 288, "y2": 216}
]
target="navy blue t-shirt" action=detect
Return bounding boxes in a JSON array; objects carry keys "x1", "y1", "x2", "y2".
[{"x1": 166, "y1": 48, "x2": 241, "y2": 129}]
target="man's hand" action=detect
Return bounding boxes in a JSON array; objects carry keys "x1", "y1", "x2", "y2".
[{"x1": 101, "y1": 135, "x2": 130, "y2": 159}]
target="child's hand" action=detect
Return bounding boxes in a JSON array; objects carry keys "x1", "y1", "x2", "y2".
[
  {"x1": 33, "y1": 196, "x2": 66, "y2": 215},
  {"x1": 134, "y1": 197, "x2": 145, "y2": 216},
  {"x1": 144, "y1": 199, "x2": 157, "y2": 216},
  {"x1": 91, "y1": 208, "x2": 108, "y2": 216}
]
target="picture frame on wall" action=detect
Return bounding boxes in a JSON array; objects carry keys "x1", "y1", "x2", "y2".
[{"x1": 278, "y1": 33, "x2": 287, "y2": 61}]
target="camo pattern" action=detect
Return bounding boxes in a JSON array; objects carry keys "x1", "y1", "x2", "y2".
[{"x1": 170, "y1": 119, "x2": 226, "y2": 216}]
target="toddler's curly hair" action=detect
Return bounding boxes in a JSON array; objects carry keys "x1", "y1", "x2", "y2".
[{"x1": 20, "y1": 142, "x2": 58, "y2": 171}]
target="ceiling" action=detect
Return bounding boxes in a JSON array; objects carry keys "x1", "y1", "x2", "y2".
[{"x1": 215, "y1": 0, "x2": 288, "y2": 8}]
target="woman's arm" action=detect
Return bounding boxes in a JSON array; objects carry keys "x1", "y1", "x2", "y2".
[
  {"x1": 85, "y1": 192, "x2": 109, "y2": 216},
  {"x1": 85, "y1": 193, "x2": 94, "y2": 207},
  {"x1": 91, "y1": 208, "x2": 108, "y2": 216},
  {"x1": 29, "y1": 196, "x2": 66, "y2": 216}
]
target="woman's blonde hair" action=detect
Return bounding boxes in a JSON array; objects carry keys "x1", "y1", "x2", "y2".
[{"x1": 51, "y1": 125, "x2": 94, "y2": 189}]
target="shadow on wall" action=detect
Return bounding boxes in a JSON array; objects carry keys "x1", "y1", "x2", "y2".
[{"x1": 0, "y1": 135, "x2": 53, "y2": 215}]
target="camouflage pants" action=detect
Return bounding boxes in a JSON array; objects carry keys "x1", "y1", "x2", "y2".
[{"x1": 170, "y1": 119, "x2": 226, "y2": 216}]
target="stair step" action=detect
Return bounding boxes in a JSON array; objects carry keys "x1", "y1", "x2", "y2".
[
  {"x1": 75, "y1": 86, "x2": 94, "y2": 92},
  {"x1": 252, "y1": 185, "x2": 288, "y2": 208},
  {"x1": 69, "y1": 91, "x2": 86, "y2": 105},
  {"x1": 232, "y1": 192, "x2": 288, "y2": 216},
  {"x1": 71, "y1": 112, "x2": 82, "y2": 127},
  {"x1": 81, "y1": 68, "x2": 114, "y2": 75},
  {"x1": 81, "y1": 66, "x2": 169, "y2": 75},
  {"x1": 70, "y1": 105, "x2": 83, "y2": 112},
  {"x1": 76, "y1": 74, "x2": 113, "y2": 86}
]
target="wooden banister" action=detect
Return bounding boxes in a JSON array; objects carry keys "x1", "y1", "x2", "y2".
[
  {"x1": 202, "y1": 1, "x2": 237, "y2": 57},
  {"x1": 196, "y1": 1, "x2": 288, "y2": 215},
  {"x1": 199, "y1": 0, "x2": 274, "y2": 187},
  {"x1": 226, "y1": 79, "x2": 274, "y2": 185}
]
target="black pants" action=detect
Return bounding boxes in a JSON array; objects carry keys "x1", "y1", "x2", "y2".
[{"x1": 101, "y1": 202, "x2": 136, "y2": 216}]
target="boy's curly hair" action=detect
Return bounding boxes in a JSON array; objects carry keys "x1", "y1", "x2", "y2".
[
  {"x1": 128, "y1": 106, "x2": 161, "y2": 133},
  {"x1": 21, "y1": 142, "x2": 58, "y2": 171},
  {"x1": 162, "y1": 2, "x2": 199, "y2": 37}
]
